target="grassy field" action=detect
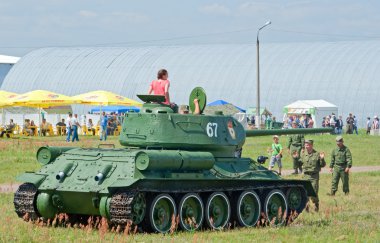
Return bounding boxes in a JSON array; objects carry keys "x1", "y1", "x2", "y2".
[
  {"x1": 1, "y1": 172, "x2": 379, "y2": 242},
  {"x1": 0, "y1": 131, "x2": 379, "y2": 184},
  {"x1": 0, "y1": 132, "x2": 379, "y2": 242}
]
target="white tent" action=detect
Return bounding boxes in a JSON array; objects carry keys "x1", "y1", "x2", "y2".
[{"x1": 284, "y1": 100, "x2": 338, "y2": 128}]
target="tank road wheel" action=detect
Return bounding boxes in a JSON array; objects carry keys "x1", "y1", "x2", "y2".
[
  {"x1": 109, "y1": 192, "x2": 146, "y2": 226},
  {"x1": 236, "y1": 191, "x2": 261, "y2": 227},
  {"x1": 179, "y1": 193, "x2": 204, "y2": 231},
  {"x1": 13, "y1": 183, "x2": 39, "y2": 221},
  {"x1": 286, "y1": 187, "x2": 307, "y2": 214},
  {"x1": 264, "y1": 189, "x2": 288, "y2": 226},
  {"x1": 205, "y1": 192, "x2": 230, "y2": 230},
  {"x1": 150, "y1": 194, "x2": 177, "y2": 233}
]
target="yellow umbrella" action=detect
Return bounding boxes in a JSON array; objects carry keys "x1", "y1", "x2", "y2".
[
  {"x1": 9, "y1": 90, "x2": 77, "y2": 107},
  {"x1": 9, "y1": 90, "x2": 78, "y2": 135},
  {"x1": 0, "y1": 91, "x2": 18, "y2": 125},
  {"x1": 72, "y1": 90, "x2": 141, "y2": 106}
]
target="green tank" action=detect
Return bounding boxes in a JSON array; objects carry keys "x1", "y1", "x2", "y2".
[{"x1": 14, "y1": 87, "x2": 332, "y2": 233}]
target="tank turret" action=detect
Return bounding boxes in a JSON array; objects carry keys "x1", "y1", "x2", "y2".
[{"x1": 120, "y1": 88, "x2": 332, "y2": 157}]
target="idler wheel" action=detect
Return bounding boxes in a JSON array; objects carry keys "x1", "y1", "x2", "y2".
[
  {"x1": 149, "y1": 194, "x2": 177, "y2": 233},
  {"x1": 236, "y1": 191, "x2": 261, "y2": 227},
  {"x1": 178, "y1": 193, "x2": 204, "y2": 231},
  {"x1": 205, "y1": 192, "x2": 230, "y2": 229},
  {"x1": 264, "y1": 189, "x2": 288, "y2": 226}
]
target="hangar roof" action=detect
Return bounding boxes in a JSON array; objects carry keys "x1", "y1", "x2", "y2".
[{"x1": 2, "y1": 41, "x2": 380, "y2": 126}]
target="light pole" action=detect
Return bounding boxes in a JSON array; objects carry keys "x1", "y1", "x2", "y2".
[{"x1": 256, "y1": 20, "x2": 271, "y2": 129}]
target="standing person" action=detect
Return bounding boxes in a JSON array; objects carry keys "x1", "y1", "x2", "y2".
[
  {"x1": 353, "y1": 115, "x2": 358, "y2": 135},
  {"x1": 366, "y1": 117, "x2": 371, "y2": 135},
  {"x1": 66, "y1": 113, "x2": 72, "y2": 142},
  {"x1": 336, "y1": 116, "x2": 344, "y2": 134},
  {"x1": 71, "y1": 114, "x2": 81, "y2": 142},
  {"x1": 148, "y1": 69, "x2": 171, "y2": 105},
  {"x1": 268, "y1": 135, "x2": 283, "y2": 175},
  {"x1": 307, "y1": 115, "x2": 314, "y2": 128},
  {"x1": 287, "y1": 121, "x2": 305, "y2": 174},
  {"x1": 324, "y1": 116, "x2": 330, "y2": 127},
  {"x1": 330, "y1": 114, "x2": 336, "y2": 133},
  {"x1": 346, "y1": 113, "x2": 354, "y2": 134},
  {"x1": 100, "y1": 112, "x2": 108, "y2": 141},
  {"x1": 293, "y1": 139, "x2": 325, "y2": 212},
  {"x1": 328, "y1": 136, "x2": 352, "y2": 196},
  {"x1": 301, "y1": 114, "x2": 308, "y2": 128},
  {"x1": 373, "y1": 116, "x2": 379, "y2": 130}
]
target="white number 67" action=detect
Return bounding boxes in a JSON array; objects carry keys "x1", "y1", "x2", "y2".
[{"x1": 206, "y1": 122, "x2": 218, "y2": 137}]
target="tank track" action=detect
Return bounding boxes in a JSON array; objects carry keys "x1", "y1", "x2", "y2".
[
  {"x1": 109, "y1": 191, "x2": 136, "y2": 225},
  {"x1": 13, "y1": 183, "x2": 39, "y2": 221}
]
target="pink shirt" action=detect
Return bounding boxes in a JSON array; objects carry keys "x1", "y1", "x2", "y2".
[{"x1": 150, "y1": 79, "x2": 170, "y2": 104}]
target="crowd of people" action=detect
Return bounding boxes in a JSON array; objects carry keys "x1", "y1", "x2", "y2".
[
  {"x1": 0, "y1": 112, "x2": 124, "y2": 141},
  {"x1": 64, "y1": 112, "x2": 123, "y2": 142},
  {"x1": 267, "y1": 131, "x2": 352, "y2": 212},
  {"x1": 283, "y1": 114, "x2": 314, "y2": 129},
  {"x1": 322, "y1": 113, "x2": 380, "y2": 135}
]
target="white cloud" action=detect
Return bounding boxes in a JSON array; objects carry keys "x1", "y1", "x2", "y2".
[
  {"x1": 199, "y1": 3, "x2": 231, "y2": 16},
  {"x1": 78, "y1": 10, "x2": 98, "y2": 18}
]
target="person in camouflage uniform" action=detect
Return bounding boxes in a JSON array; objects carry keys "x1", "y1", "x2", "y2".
[
  {"x1": 294, "y1": 139, "x2": 326, "y2": 211},
  {"x1": 287, "y1": 121, "x2": 305, "y2": 174},
  {"x1": 328, "y1": 136, "x2": 352, "y2": 195}
]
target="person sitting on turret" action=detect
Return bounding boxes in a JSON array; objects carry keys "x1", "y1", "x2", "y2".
[{"x1": 148, "y1": 69, "x2": 171, "y2": 105}]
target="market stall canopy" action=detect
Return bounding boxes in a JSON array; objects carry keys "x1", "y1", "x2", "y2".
[
  {"x1": 246, "y1": 107, "x2": 272, "y2": 117},
  {"x1": 72, "y1": 90, "x2": 141, "y2": 106},
  {"x1": 8, "y1": 90, "x2": 77, "y2": 107},
  {"x1": 207, "y1": 100, "x2": 246, "y2": 112},
  {"x1": 283, "y1": 100, "x2": 337, "y2": 115},
  {"x1": 91, "y1": 105, "x2": 140, "y2": 114}
]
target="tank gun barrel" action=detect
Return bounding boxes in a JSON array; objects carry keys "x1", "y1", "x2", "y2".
[{"x1": 245, "y1": 128, "x2": 333, "y2": 137}]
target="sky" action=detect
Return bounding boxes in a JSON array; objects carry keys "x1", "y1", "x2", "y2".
[{"x1": 1, "y1": 0, "x2": 380, "y2": 57}]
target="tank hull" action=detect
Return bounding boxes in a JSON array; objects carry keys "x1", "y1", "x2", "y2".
[{"x1": 15, "y1": 147, "x2": 314, "y2": 231}]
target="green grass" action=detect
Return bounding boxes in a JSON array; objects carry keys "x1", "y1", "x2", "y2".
[
  {"x1": 1, "y1": 172, "x2": 379, "y2": 242},
  {"x1": 1, "y1": 132, "x2": 379, "y2": 183},
  {"x1": 0, "y1": 132, "x2": 379, "y2": 241},
  {"x1": 0, "y1": 136, "x2": 122, "y2": 184}
]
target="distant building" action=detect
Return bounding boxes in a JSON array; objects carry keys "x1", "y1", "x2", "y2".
[
  {"x1": 0, "y1": 55, "x2": 19, "y2": 87},
  {"x1": 1, "y1": 41, "x2": 380, "y2": 127}
]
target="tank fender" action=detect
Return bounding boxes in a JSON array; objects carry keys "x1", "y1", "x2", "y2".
[
  {"x1": 16, "y1": 173, "x2": 46, "y2": 187},
  {"x1": 107, "y1": 179, "x2": 138, "y2": 191}
]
